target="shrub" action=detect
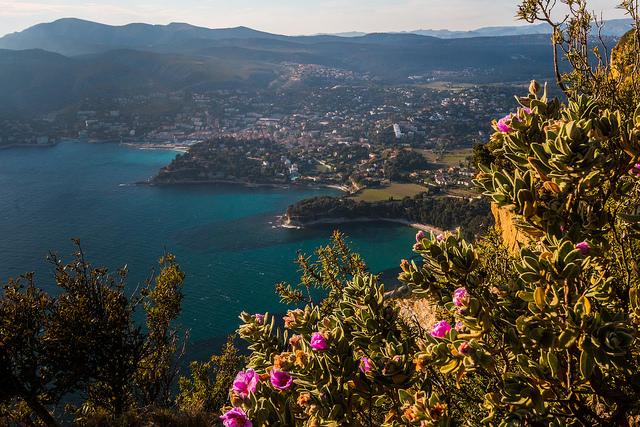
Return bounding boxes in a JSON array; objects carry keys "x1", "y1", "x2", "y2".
[{"x1": 0, "y1": 243, "x2": 186, "y2": 426}]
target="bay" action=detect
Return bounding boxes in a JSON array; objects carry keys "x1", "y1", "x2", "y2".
[{"x1": 0, "y1": 142, "x2": 416, "y2": 350}]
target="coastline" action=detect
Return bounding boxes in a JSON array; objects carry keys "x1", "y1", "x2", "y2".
[
  {"x1": 0, "y1": 142, "x2": 58, "y2": 150},
  {"x1": 142, "y1": 178, "x2": 351, "y2": 193},
  {"x1": 282, "y1": 215, "x2": 444, "y2": 234},
  {"x1": 120, "y1": 142, "x2": 190, "y2": 153}
]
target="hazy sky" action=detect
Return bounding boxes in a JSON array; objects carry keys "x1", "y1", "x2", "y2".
[{"x1": 0, "y1": 0, "x2": 627, "y2": 37}]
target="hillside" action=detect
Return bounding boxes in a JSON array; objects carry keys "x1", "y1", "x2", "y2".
[
  {"x1": 407, "y1": 18, "x2": 633, "y2": 38},
  {"x1": 4, "y1": 17, "x2": 628, "y2": 116},
  {"x1": 0, "y1": 48, "x2": 277, "y2": 115},
  {"x1": 1, "y1": 18, "x2": 633, "y2": 55},
  {"x1": 0, "y1": 19, "x2": 566, "y2": 115},
  {"x1": 0, "y1": 18, "x2": 287, "y2": 56}
]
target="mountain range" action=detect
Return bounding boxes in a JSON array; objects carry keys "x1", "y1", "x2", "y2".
[
  {"x1": 371, "y1": 18, "x2": 633, "y2": 38},
  {"x1": 0, "y1": 18, "x2": 633, "y2": 116}
]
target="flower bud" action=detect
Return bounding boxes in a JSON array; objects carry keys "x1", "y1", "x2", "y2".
[
  {"x1": 575, "y1": 241, "x2": 590, "y2": 255},
  {"x1": 458, "y1": 342, "x2": 471, "y2": 355},
  {"x1": 529, "y1": 79, "x2": 540, "y2": 95}
]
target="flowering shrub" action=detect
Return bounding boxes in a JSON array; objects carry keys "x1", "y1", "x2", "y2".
[{"x1": 220, "y1": 81, "x2": 640, "y2": 425}]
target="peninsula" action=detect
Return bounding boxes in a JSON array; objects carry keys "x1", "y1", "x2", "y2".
[{"x1": 282, "y1": 194, "x2": 492, "y2": 240}]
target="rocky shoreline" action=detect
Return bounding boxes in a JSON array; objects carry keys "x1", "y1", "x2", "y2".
[{"x1": 281, "y1": 213, "x2": 445, "y2": 234}]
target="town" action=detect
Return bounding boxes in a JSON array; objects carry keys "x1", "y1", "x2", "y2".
[{"x1": 2, "y1": 64, "x2": 528, "y2": 197}]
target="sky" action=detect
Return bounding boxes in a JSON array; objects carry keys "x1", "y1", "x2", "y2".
[{"x1": 0, "y1": 0, "x2": 627, "y2": 37}]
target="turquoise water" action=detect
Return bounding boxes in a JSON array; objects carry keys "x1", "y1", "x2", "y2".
[{"x1": 0, "y1": 142, "x2": 416, "y2": 350}]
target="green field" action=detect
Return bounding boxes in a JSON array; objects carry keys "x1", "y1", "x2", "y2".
[
  {"x1": 417, "y1": 148, "x2": 473, "y2": 168},
  {"x1": 351, "y1": 182, "x2": 427, "y2": 202},
  {"x1": 416, "y1": 81, "x2": 530, "y2": 91},
  {"x1": 417, "y1": 81, "x2": 477, "y2": 92},
  {"x1": 315, "y1": 163, "x2": 333, "y2": 173}
]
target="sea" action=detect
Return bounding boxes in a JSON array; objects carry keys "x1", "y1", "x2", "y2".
[{"x1": 0, "y1": 142, "x2": 417, "y2": 357}]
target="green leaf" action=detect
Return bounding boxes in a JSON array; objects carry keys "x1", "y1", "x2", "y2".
[
  {"x1": 547, "y1": 349, "x2": 560, "y2": 378},
  {"x1": 440, "y1": 359, "x2": 460, "y2": 374},
  {"x1": 558, "y1": 330, "x2": 577, "y2": 348},
  {"x1": 398, "y1": 389, "x2": 413, "y2": 405},
  {"x1": 534, "y1": 287, "x2": 546, "y2": 310},
  {"x1": 580, "y1": 348, "x2": 595, "y2": 379}
]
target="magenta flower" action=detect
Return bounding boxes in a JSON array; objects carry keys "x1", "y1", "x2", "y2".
[
  {"x1": 455, "y1": 321, "x2": 465, "y2": 332},
  {"x1": 632, "y1": 163, "x2": 640, "y2": 177},
  {"x1": 452, "y1": 287, "x2": 469, "y2": 307},
  {"x1": 220, "y1": 407, "x2": 252, "y2": 427},
  {"x1": 360, "y1": 356, "x2": 372, "y2": 373},
  {"x1": 453, "y1": 288, "x2": 469, "y2": 307},
  {"x1": 232, "y1": 369, "x2": 259, "y2": 399},
  {"x1": 270, "y1": 370, "x2": 293, "y2": 390},
  {"x1": 254, "y1": 314, "x2": 265, "y2": 324},
  {"x1": 310, "y1": 332, "x2": 328, "y2": 351},
  {"x1": 521, "y1": 107, "x2": 532, "y2": 115},
  {"x1": 496, "y1": 115, "x2": 512, "y2": 133},
  {"x1": 415, "y1": 230, "x2": 426, "y2": 242},
  {"x1": 575, "y1": 241, "x2": 590, "y2": 254},
  {"x1": 436, "y1": 233, "x2": 445, "y2": 241},
  {"x1": 430, "y1": 320, "x2": 452, "y2": 338}
]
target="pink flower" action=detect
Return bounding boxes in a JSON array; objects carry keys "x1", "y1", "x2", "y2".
[
  {"x1": 220, "y1": 407, "x2": 252, "y2": 427},
  {"x1": 520, "y1": 107, "x2": 532, "y2": 115},
  {"x1": 632, "y1": 163, "x2": 640, "y2": 177},
  {"x1": 452, "y1": 287, "x2": 469, "y2": 307},
  {"x1": 310, "y1": 332, "x2": 328, "y2": 351},
  {"x1": 430, "y1": 320, "x2": 452, "y2": 338},
  {"x1": 413, "y1": 242, "x2": 424, "y2": 251},
  {"x1": 254, "y1": 314, "x2": 264, "y2": 324},
  {"x1": 455, "y1": 321, "x2": 465, "y2": 332},
  {"x1": 496, "y1": 115, "x2": 512, "y2": 133},
  {"x1": 270, "y1": 370, "x2": 293, "y2": 390},
  {"x1": 458, "y1": 342, "x2": 471, "y2": 355},
  {"x1": 436, "y1": 233, "x2": 445, "y2": 241},
  {"x1": 415, "y1": 230, "x2": 426, "y2": 242},
  {"x1": 575, "y1": 241, "x2": 590, "y2": 254},
  {"x1": 232, "y1": 369, "x2": 259, "y2": 399},
  {"x1": 360, "y1": 357, "x2": 372, "y2": 373}
]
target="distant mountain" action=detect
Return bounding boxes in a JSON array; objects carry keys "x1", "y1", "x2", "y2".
[
  {"x1": 406, "y1": 23, "x2": 552, "y2": 38},
  {"x1": 324, "y1": 18, "x2": 633, "y2": 39},
  {"x1": 0, "y1": 18, "x2": 574, "y2": 116},
  {"x1": 0, "y1": 18, "x2": 287, "y2": 56},
  {"x1": 318, "y1": 32, "x2": 368, "y2": 38},
  {"x1": 2, "y1": 17, "x2": 633, "y2": 57},
  {"x1": 409, "y1": 18, "x2": 633, "y2": 38}
]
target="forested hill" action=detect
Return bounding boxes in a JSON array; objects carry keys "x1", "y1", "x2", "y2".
[
  {"x1": 284, "y1": 195, "x2": 492, "y2": 239},
  {"x1": 0, "y1": 18, "x2": 563, "y2": 115}
]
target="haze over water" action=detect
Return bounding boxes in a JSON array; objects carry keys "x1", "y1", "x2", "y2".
[{"x1": 0, "y1": 142, "x2": 416, "y2": 349}]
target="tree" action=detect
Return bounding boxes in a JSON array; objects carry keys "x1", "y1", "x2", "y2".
[
  {"x1": 0, "y1": 242, "x2": 186, "y2": 426},
  {"x1": 517, "y1": 0, "x2": 640, "y2": 114}
]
